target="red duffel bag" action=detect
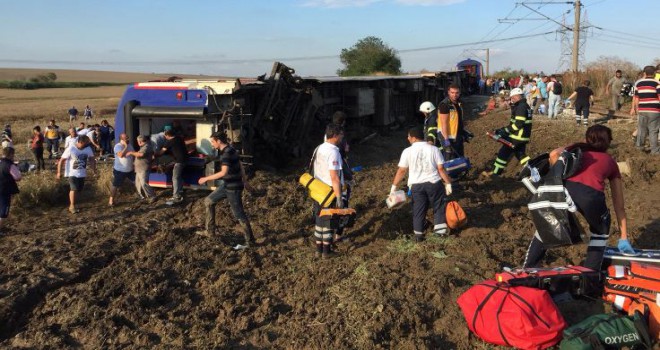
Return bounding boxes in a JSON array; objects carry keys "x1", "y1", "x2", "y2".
[{"x1": 457, "y1": 280, "x2": 566, "y2": 349}]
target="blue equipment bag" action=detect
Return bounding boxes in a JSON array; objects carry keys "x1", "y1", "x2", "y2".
[{"x1": 444, "y1": 156, "x2": 471, "y2": 179}]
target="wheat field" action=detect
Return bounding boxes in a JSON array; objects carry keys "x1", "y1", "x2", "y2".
[{"x1": 0, "y1": 68, "x2": 224, "y2": 159}]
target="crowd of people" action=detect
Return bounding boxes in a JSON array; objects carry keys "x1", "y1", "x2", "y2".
[
  {"x1": 0, "y1": 65, "x2": 657, "y2": 271},
  {"x1": 480, "y1": 64, "x2": 660, "y2": 156},
  {"x1": 479, "y1": 74, "x2": 566, "y2": 119},
  {"x1": 25, "y1": 110, "x2": 116, "y2": 173},
  {"x1": 306, "y1": 81, "x2": 636, "y2": 269}
]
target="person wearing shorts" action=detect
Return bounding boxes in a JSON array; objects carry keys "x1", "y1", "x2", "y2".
[
  {"x1": 108, "y1": 133, "x2": 134, "y2": 206},
  {"x1": 567, "y1": 80, "x2": 594, "y2": 127},
  {"x1": 56, "y1": 135, "x2": 96, "y2": 214}
]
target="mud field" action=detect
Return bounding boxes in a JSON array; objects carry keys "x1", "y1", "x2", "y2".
[{"x1": 1, "y1": 97, "x2": 658, "y2": 349}]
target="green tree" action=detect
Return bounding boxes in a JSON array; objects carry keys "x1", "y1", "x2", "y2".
[{"x1": 338, "y1": 36, "x2": 402, "y2": 76}]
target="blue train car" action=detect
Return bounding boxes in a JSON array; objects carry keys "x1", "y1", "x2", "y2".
[
  {"x1": 114, "y1": 80, "x2": 238, "y2": 190},
  {"x1": 456, "y1": 58, "x2": 483, "y2": 95}
]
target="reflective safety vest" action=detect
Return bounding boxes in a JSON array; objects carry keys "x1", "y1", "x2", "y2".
[
  {"x1": 424, "y1": 113, "x2": 438, "y2": 146},
  {"x1": 505, "y1": 100, "x2": 532, "y2": 143},
  {"x1": 45, "y1": 126, "x2": 59, "y2": 139},
  {"x1": 436, "y1": 98, "x2": 463, "y2": 140}
]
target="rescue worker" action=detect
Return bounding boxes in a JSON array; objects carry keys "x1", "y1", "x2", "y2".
[
  {"x1": 487, "y1": 88, "x2": 532, "y2": 176},
  {"x1": 196, "y1": 132, "x2": 256, "y2": 247},
  {"x1": 390, "y1": 127, "x2": 453, "y2": 241},
  {"x1": 523, "y1": 125, "x2": 634, "y2": 270},
  {"x1": 311, "y1": 123, "x2": 345, "y2": 258},
  {"x1": 437, "y1": 84, "x2": 471, "y2": 159},
  {"x1": 325, "y1": 111, "x2": 352, "y2": 242},
  {"x1": 44, "y1": 120, "x2": 60, "y2": 159},
  {"x1": 419, "y1": 101, "x2": 438, "y2": 146}
]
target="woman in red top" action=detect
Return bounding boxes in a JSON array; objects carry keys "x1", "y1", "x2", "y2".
[
  {"x1": 31, "y1": 126, "x2": 45, "y2": 171},
  {"x1": 523, "y1": 125, "x2": 632, "y2": 270}
]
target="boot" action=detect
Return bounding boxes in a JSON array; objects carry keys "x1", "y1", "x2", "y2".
[{"x1": 239, "y1": 221, "x2": 256, "y2": 247}]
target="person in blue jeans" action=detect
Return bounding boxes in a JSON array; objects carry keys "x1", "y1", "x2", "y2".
[
  {"x1": 196, "y1": 132, "x2": 255, "y2": 246},
  {"x1": 159, "y1": 129, "x2": 187, "y2": 205},
  {"x1": 99, "y1": 120, "x2": 114, "y2": 156}
]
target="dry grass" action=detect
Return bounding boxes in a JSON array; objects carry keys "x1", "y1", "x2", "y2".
[
  {"x1": 12, "y1": 171, "x2": 69, "y2": 209},
  {"x1": 12, "y1": 162, "x2": 115, "y2": 212},
  {"x1": 0, "y1": 85, "x2": 125, "y2": 120}
]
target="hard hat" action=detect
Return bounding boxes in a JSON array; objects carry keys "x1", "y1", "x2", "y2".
[
  {"x1": 509, "y1": 88, "x2": 524, "y2": 97},
  {"x1": 419, "y1": 101, "x2": 435, "y2": 113}
]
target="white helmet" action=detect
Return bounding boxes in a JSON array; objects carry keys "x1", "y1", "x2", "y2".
[
  {"x1": 419, "y1": 101, "x2": 435, "y2": 113},
  {"x1": 509, "y1": 88, "x2": 524, "y2": 97}
]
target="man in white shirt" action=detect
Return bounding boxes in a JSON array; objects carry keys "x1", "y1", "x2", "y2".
[
  {"x1": 108, "y1": 133, "x2": 135, "y2": 206},
  {"x1": 56, "y1": 135, "x2": 96, "y2": 214},
  {"x1": 390, "y1": 127, "x2": 453, "y2": 242},
  {"x1": 312, "y1": 123, "x2": 344, "y2": 258},
  {"x1": 64, "y1": 127, "x2": 78, "y2": 151}
]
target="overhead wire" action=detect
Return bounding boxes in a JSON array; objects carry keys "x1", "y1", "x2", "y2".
[
  {"x1": 446, "y1": 3, "x2": 522, "y2": 67},
  {"x1": 596, "y1": 27, "x2": 660, "y2": 44},
  {"x1": 0, "y1": 31, "x2": 556, "y2": 67},
  {"x1": 589, "y1": 37, "x2": 660, "y2": 51},
  {"x1": 595, "y1": 33, "x2": 660, "y2": 47},
  {"x1": 451, "y1": 3, "x2": 545, "y2": 70},
  {"x1": 397, "y1": 31, "x2": 556, "y2": 53}
]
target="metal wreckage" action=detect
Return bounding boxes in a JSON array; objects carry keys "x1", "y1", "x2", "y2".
[{"x1": 114, "y1": 62, "x2": 470, "y2": 188}]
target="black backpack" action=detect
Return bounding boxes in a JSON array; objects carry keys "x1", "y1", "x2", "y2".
[{"x1": 553, "y1": 82, "x2": 563, "y2": 95}]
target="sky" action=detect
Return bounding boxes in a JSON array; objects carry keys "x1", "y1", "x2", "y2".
[{"x1": 1, "y1": 0, "x2": 659, "y2": 78}]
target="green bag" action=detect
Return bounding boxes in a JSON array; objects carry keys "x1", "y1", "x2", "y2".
[{"x1": 560, "y1": 311, "x2": 652, "y2": 350}]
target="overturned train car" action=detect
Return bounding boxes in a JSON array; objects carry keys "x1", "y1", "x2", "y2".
[{"x1": 114, "y1": 62, "x2": 468, "y2": 189}]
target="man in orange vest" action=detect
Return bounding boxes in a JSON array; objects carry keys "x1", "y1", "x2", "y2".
[{"x1": 437, "y1": 84, "x2": 471, "y2": 159}]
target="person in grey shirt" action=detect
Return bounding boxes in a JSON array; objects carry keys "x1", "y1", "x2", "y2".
[
  {"x1": 127, "y1": 135, "x2": 156, "y2": 202},
  {"x1": 606, "y1": 69, "x2": 626, "y2": 116}
]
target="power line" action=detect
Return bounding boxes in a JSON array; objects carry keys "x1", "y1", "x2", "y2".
[
  {"x1": 596, "y1": 33, "x2": 660, "y2": 46},
  {"x1": 448, "y1": 2, "x2": 550, "y2": 72},
  {"x1": 584, "y1": 0, "x2": 608, "y2": 7},
  {"x1": 590, "y1": 37, "x2": 660, "y2": 51},
  {"x1": 597, "y1": 27, "x2": 660, "y2": 44},
  {"x1": 0, "y1": 31, "x2": 556, "y2": 67},
  {"x1": 398, "y1": 31, "x2": 555, "y2": 53}
]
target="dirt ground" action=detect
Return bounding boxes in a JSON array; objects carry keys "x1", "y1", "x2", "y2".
[{"x1": 0, "y1": 94, "x2": 658, "y2": 349}]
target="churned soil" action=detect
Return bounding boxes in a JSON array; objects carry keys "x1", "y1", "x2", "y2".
[{"x1": 1, "y1": 96, "x2": 658, "y2": 349}]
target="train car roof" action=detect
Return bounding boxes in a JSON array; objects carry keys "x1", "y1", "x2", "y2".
[{"x1": 303, "y1": 70, "x2": 468, "y2": 82}]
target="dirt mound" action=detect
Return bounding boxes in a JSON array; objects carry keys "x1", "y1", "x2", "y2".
[{"x1": 1, "y1": 97, "x2": 658, "y2": 348}]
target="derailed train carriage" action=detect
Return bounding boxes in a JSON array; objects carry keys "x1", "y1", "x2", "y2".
[{"x1": 113, "y1": 62, "x2": 469, "y2": 190}]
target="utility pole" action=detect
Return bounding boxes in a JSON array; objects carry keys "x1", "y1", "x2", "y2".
[
  {"x1": 485, "y1": 48, "x2": 490, "y2": 77},
  {"x1": 500, "y1": 1, "x2": 591, "y2": 74},
  {"x1": 572, "y1": 0, "x2": 581, "y2": 73}
]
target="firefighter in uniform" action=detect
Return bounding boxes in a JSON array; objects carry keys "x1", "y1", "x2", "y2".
[
  {"x1": 488, "y1": 88, "x2": 532, "y2": 176},
  {"x1": 437, "y1": 84, "x2": 472, "y2": 159},
  {"x1": 420, "y1": 101, "x2": 438, "y2": 146}
]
